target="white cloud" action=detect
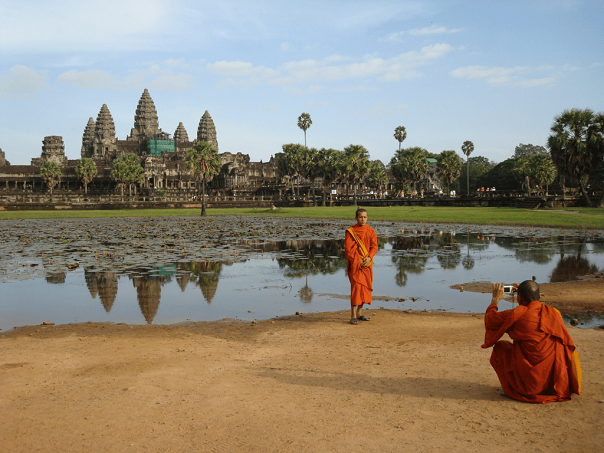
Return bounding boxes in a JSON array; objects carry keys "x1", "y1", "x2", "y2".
[
  {"x1": 0, "y1": 0, "x2": 169, "y2": 52},
  {"x1": 165, "y1": 58, "x2": 189, "y2": 68},
  {"x1": 57, "y1": 63, "x2": 195, "y2": 91},
  {"x1": 147, "y1": 74, "x2": 194, "y2": 91},
  {"x1": 562, "y1": 64, "x2": 580, "y2": 71},
  {"x1": 409, "y1": 25, "x2": 462, "y2": 36},
  {"x1": 381, "y1": 31, "x2": 405, "y2": 43},
  {"x1": 451, "y1": 65, "x2": 558, "y2": 87},
  {"x1": 0, "y1": 65, "x2": 49, "y2": 98},
  {"x1": 381, "y1": 25, "x2": 461, "y2": 42},
  {"x1": 58, "y1": 70, "x2": 113, "y2": 89},
  {"x1": 211, "y1": 43, "x2": 453, "y2": 89},
  {"x1": 451, "y1": 65, "x2": 556, "y2": 87},
  {"x1": 519, "y1": 77, "x2": 555, "y2": 87},
  {"x1": 280, "y1": 42, "x2": 291, "y2": 51},
  {"x1": 207, "y1": 61, "x2": 278, "y2": 79}
]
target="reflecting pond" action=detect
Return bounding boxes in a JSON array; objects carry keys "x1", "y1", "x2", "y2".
[{"x1": 2, "y1": 218, "x2": 604, "y2": 331}]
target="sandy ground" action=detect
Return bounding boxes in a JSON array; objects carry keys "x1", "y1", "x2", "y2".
[{"x1": 2, "y1": 281, "x2": 604, "y2": 453}]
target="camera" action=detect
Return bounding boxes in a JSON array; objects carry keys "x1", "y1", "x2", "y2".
[{"x1": 503, "y1": 285, "x2": 514, "y2": 293}]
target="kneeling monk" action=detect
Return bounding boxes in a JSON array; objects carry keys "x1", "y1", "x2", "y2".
[
  {"x1": 482, "y1": 281, "x2": 582, "y2": 403},
  {"x1": 345, "y1": 208, "x2": 378, "y2": 325}
]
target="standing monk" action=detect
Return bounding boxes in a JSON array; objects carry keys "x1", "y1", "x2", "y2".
[
  {"x1": 345, "y1": 208, "x2": 378, "y2": 325},
  {"x1": 482, "y1": 281, "x2": 582, "y2": 403}
]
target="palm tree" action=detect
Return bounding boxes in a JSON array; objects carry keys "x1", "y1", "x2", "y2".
[
  {"x1": 528, "y1": 154, "x2": 557, "y2": 195},
  {"x1": 297, "y1": 113, "x2": 312, "y2": 148},
  {"x1": 389, "y1": 147, "x2": 429, "y2": 194},
  {"x1": 512, "y1": 158, "x2": 531, "y2": 194},
  {"x1": 75, "y1": 158, "x2": 97, "y2": 195},
  {"x1": 317, "y1": 148, "x2": 342, "y2": 206},
  {"x1": 461, "y1": 140, "x2": 474, "y2": 196},
  {"x1": 40, "y1": 161, "x2": 61, "y2": 196},
  {"x1": 393, "y1": 126, "x2": 407, "y2": 151},
  {"x1": 436, "y1": 150, "x2": 462, "y2": 194},
  {"x1": 547, "y1": 108, "x2": 603, "y2": 207},
  {"x1": 367, "y1": 160, "x2": 388, "y2": 198},
  {"x1": 185, "y1": 141, "x2": 221, "y2": 216},
  {"x1": 300, "y1": 147, "x2": 320, "y2": 206},
  {"x1": 342, "y1": 144, "x2": 371, "y2": 205},
  {"x1": 280, "y1": 143, "x2": 306, "y2": 198}
]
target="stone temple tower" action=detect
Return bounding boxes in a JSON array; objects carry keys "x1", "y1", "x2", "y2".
[
  {"x1": 93, "y1": 104, "x2": 117, "y2": 160},
  {"x1": 0, "y1": 147, "x2": 8, "y2": 166},
  {"x1": 197, "y1": 110, "x2": 218, "y2": 151},
  {"x1": 81, "y1": 117, "x2": 95, "y2": 158},
  {"x1": 128, "y1": 88, "x2": 161, "y2": 140},
  {"x1": 34, "y1": 136, "x2": 68, "y2": 166},
  {"x1": 173, "y1": 122, "x2": 189, "y2": 142}
]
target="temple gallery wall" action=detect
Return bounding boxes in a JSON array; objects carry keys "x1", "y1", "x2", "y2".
[{"x1": 0, "y1": 89, "x2": 446, "y2": 205}]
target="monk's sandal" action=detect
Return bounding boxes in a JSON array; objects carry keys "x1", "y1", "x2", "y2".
[
  {"x1": 350, "y1": 318, "x2": 359, "y2": 325},
  {"x1": 357, "y1": 316, "x2": 371, "y2": 321}
]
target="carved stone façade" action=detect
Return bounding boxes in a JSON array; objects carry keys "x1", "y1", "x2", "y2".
[{"x1": 0, "y1": 89, "x2": 283, "y2": 196}]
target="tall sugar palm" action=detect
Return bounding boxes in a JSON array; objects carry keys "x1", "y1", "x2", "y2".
[
  {"x1": 528, "y1": 153, "x2": 557, "y2": 195},
  {"x1": 512, "y1": 158, "x2": 531, "y2": 194},
  {"x1": 343, "y1": 144, "x2": 371, "y2": 205},
  {"x1": 300, "y1": 147, "x2": 320, "y2": 206},
  {"x1": 297, "y1": 113, "x2": 312, "y2": 148},
  {"x1": 393, "y1": 126, "x2": 407, "y2": 151},
  {"x1": 185, "y1": 141, "x2": 221, "y2": 216},
  {"x1": 547, "y1": 108, "x2": 603, "y2": 207},
  {"x1": 110, "y1": 153, "x2": 143, "y2": 199},
  {"x1": 367, "y1": 160, "x2": 388, "y2": 198},
  {"x1": 75, "y1": 158, "x2": 97, "y2": 195},
  {"x1": 281, "y1": 143, "x2": 306, "y2": 198},
  {"x1": 461, "y1": 140, "x2": 474, "y2": 196},
  {"x1": 436, "y1": 150, "x2": 462, "y2": 194},
  {"x1": 40, "y1": 161, "x2": 61, "y2": 196},
  {"x1": 317, "y1": 148, "x2": 342, "y2": 206}
]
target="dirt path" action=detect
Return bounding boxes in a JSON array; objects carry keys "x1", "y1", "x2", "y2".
[{"x1": 2, "y1": 304, "x2": 603, "y2": 452}]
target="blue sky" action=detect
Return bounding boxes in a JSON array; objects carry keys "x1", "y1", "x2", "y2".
[{"x1": 1, "y1": 0, "x2": 602, "y2": 166}]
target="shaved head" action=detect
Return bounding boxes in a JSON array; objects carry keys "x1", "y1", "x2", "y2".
[
  {"x1": 517, "y1": 280, "x2": 540, "y2": 304},
  {"x1": 355, "y1": 208, "x2": 367, "y2": 218}
]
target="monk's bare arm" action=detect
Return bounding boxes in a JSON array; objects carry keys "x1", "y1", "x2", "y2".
[
  {"x1": 484, "y1": 283, "x2": 509, "y2": 330},
  {"x1": 492, "y1": 283, "x2": 504, "y2": 304}
]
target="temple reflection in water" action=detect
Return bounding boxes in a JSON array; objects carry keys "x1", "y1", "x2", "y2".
[{"x1": 49, "y1": 232, "x2": 604, "y2": 325}]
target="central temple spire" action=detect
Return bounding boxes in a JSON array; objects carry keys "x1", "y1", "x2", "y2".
[
  {"x1": 197, "y1": 110, "x2": 218, "y2": 151},
  {"x1": 128, "y1": 88, "x2": 161, "y2": 140}
]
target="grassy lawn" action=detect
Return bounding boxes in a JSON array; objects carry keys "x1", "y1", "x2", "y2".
[{"x1": 1, "y1": 205, "x2": 604, "y2": 229}]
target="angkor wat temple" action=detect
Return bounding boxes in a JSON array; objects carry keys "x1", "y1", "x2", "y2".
[
  {"x1": 0, "y1": 89, "x2": 445, "y2": 202},
  {"x1": 0, "y1": 89, "x2": 284, "y2": 198}
]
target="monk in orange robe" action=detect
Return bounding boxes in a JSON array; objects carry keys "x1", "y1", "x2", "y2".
[
  {"x1": 482, "y1": 281, "x2": 582, "y2": 403},
  {"x1": 345, "y1": 208, "x2": 378, "y2": 325}
]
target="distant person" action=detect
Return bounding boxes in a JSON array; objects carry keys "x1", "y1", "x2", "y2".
[
  {"x1": 482, "y1": 281, "x2": 582, "y2": 403},
  {"x1": 345, "y1": 208, "x2": 378, "y2": 325}
]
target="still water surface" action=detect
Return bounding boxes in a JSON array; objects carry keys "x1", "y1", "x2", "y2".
[{"x1": 2, "y1": 229, "x2": 604, "y2": 331}]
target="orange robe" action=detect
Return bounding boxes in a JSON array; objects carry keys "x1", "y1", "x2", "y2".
[
  {"x1": 345, "y1": 224, "x2": 378, "y2": 306},
  {"x1": 482, "y1": 300, "x2": 582, "y2": 403}
]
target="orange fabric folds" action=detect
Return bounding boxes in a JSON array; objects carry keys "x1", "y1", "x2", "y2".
[
  {"x1": 345, "y1": 225, "x2": 378, "y2": 306},
  {"x1": 482, "y1": 301, "x2": 582, "y2": 403}
]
